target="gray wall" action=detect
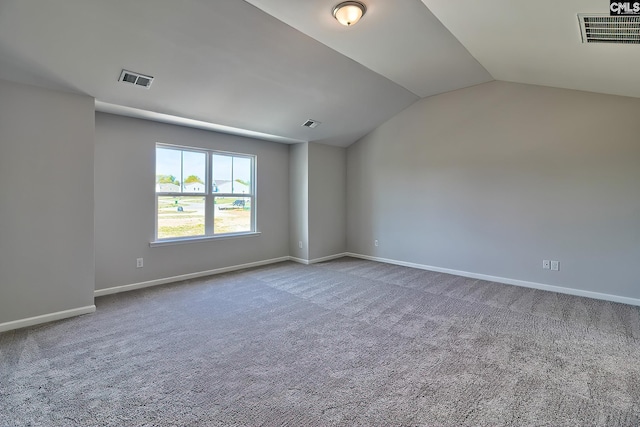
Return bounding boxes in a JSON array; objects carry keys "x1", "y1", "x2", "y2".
[
  {"x1": 288, "y1": 143, "x2": 309, "y2": 260},
  {"x1": 0, "y1": 79, "x2": 95, "y2": 324},
  {"x1": 308, "y1": 143, "x2": 347, "y2": 260},
  {"x1": 347, "y1": 81, "x2": 640, "y2": 299},
  {"x1": 95, "y1": 113, "x2": 289, "y2": 290},
  {"x1": 289, "y1": 142, "x2": 347, "y2": 261},
  {"x1": 6, "y1": 76, "x2": 639, "y2": 326}
]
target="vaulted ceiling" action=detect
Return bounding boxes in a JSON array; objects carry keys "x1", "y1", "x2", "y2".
[{"x1": 0, "y1": 0, "x2": 632, "y2": 147}]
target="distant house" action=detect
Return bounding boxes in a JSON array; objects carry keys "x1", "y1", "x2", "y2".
[
  {"x1": 156, "y1": 183, "x2": 180, "y2": 192},
  {"x1": 214, "y1": 180, "x2": 249, "y2": 194},
  {"x1": 184, "y1": 182, "x2": 204, "y2": 193}
]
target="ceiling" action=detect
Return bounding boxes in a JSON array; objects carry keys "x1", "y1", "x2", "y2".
[
  {"x1": 0, "y1": 0, "x2": 632, "y2": 147},
  {"x1": 422, "y1": 0, "x2": 640, "y2": 99},
  {"x1": 243, "y1": 0, "x2": 491, "y2": 98}
]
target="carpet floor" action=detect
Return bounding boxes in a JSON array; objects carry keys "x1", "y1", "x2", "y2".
[{"x1": 1, "y1": 257, "x2": 640, "y2": 426}]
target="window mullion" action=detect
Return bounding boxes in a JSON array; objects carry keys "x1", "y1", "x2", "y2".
[
  {"x1": 252, "y1": 159, "x2": 256, "y2": 232},
  {"x1": 180, "y1": 151, "x2": 184, "y2": 193},
  {"x1": 205, "y1": 152, "x2": 214, "y2": 235}
]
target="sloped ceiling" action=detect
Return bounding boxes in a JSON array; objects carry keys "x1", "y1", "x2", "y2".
[
  {"x1": 421, "y1": 0, "x2": 640, "y2": 99},
  {"x1": 0, "y1": 0, "x2": 422, "y2": 146},
  {"x1": 0, "y1": 0, "x2": 634, "y2": 146},
  {"x1": 243, "y1": 0, "x2": 492, "y2": 98}
]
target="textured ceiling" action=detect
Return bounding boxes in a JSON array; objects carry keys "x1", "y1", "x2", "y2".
[
  {"x1": 0, "y1": 0, "x2": 635, "y2": 146},
  {"x1": 243, "y1": 0, "x2": 492, "y2": 98},
  {"x1": 0, "y1": 0, "x2": 424, "y2": 146},
  {"x1": 421, "y1": 0, "x2": 640, "y2": 99}
]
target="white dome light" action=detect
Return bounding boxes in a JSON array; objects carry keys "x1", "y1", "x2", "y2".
[{"x1": 332, "y1": 2, "x2": 367, "y2": 27}]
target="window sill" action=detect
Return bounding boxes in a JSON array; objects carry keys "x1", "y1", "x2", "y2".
[{"x1": 150, "y1": 231, "x2": 261, "y2": 247}]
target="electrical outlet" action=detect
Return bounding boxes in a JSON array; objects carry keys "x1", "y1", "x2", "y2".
[
  {"x1": 298, "y1": 241, "x2": 303, "y2": 249},
  {"x1": 136, "y1": 258, "x2": 143, "y2": 268},
  {"x1": 374, "y1": 240, "x2": 379, "y2": 247},
  {"x1": 551, "y1": 260, "x2": 559, "y2": 271},
  {"x1": 543, "y1": 260, "x2": 550, "y2": 270}
]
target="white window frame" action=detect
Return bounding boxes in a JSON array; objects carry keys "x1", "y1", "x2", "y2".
[{"x1": 152, "y1": 143, "x2": 257, "y2": 246}]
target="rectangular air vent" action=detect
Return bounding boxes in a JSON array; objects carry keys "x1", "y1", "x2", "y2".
[
  {"x1": 119, "y1": 69, "x2": 154, "y2": 88},
  {"x1": 578, "y1": 14, "x2": 640, "y2": 44},
  {"x1": 302, "y1": 119, "x2": 321, "y2": 128}
]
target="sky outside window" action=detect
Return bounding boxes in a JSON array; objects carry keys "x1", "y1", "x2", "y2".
[
  {"x1": 213, "y1": 154, "x2": 252, "y2": 194},
  {"x1": 156, "y1": 147, "x2": 206, "y2": 192}
]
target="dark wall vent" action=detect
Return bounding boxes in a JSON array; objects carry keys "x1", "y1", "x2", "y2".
[
  {"x1": 119, "y1": 69, "x2": 154, "y2": 88},
  {"x1": 579, "y1": 14, "x2": 640, "y2": 44},
  {"x1": 302, "y1": 119, "x2": 321, "y2": 128}
]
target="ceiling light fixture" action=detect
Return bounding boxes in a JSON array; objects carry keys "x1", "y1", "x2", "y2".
[{"x1": 332, "y1": 1, "x2": 366, "y2": 27}]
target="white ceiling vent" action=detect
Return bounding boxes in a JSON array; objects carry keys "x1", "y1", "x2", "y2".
[
  {"x1": 302, "y1": 119, "x2": 321, "y2": 128},
  {"x1": 119, "y1": 69, "x2": 154, "y2": 88},
  {"x1": 578, "y1": 14, "x2": 640, "y2": 44}
]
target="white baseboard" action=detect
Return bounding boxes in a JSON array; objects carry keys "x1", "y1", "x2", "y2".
[
  {"x1": 98, "y1": 254, "x2": 350, "y2": 297},
  {"x1": 309, "y1": 253, "x2": 349, "y2": 264},
  {"x1": 290, "y1": 253, "x2": 348, "y2": 266},
  {"x1": 345, "y1": 252, "x2": 640, "y2": 307},
  {"x1": 9, "y1": 252, "x2": 635, "y2": 333},
  {"x1": 94, "y1": 256, "x2": 291, "y2": 297},
  {"x1": 0, "y1": 305, "x2": 96, "y2": 333}
]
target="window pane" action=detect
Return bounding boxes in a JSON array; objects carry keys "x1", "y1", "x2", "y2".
[
  {"x1": 233, "y1": 156, "x2": 251, "y2": 195},
  {"x1": 156, "y1": 148, "x2": 182, "y2": 192},
  {"x1": 157, "y1": 196, "x2": 205, "y2": 239},
  {"x1": 182, "y1": 151, "x2": 206, "y2": 193},
  {"x1": 214, "y1": 196, "x2": 251, "y2": 234},
  {"x1": 212, "y1": 154, "x2": 232, "y2": 194}
]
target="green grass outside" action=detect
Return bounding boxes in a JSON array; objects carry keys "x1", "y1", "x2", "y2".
[
  {"x1": 157, "y1": 223, "x2": 205, "y2": 239},
  {"x1": 157, "y1": 196, "x2": 251, "y2": 238}
]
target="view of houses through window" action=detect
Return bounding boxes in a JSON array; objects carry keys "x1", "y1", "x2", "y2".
[{"x1": 155, "y1": 144, "x2": 255, "y2": 240}]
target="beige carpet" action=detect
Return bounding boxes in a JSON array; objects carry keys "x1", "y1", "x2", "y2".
[{"x1": 1, "y1": 257, "x2": 639, "y2": 426}]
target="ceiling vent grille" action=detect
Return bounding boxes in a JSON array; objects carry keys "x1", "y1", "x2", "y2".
[
  {"x1": 578, "y1": 14, "x2": 640, "y2": 44},
  {"x1": 302, "y1": 119, "x2": 321, "y2": 128},
  {"x1": 119, "y1": 69, "x2": 154, "y2": 88}
]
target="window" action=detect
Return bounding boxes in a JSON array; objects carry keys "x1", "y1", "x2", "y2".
[{"x1": 155, "y1": 144, "x2": 255, "y2": 241}]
